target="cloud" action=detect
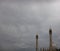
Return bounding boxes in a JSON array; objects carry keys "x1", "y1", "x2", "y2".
[{"x1": 0, "y1": 0, "x2": 60, "y2": 49}]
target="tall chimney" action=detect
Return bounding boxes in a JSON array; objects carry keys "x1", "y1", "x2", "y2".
[
  {"x1": 49, "y1": 28, "x2": 52, "y2": 51},
  {"x1": 36, "y1": 33, "x2": 38, "y2": 51}
]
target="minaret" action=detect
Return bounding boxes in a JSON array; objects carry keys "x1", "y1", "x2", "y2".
[
  {"x1": 36, "y1": 33, "x2": 38, "y2": 51},
  {"x1": 49, "y1": 28, "x2": 52, "y2": 51}
]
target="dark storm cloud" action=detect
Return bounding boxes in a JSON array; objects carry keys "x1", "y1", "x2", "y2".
[{"x1": 0, "y1": 0, "x2": 60, "y2": 50}]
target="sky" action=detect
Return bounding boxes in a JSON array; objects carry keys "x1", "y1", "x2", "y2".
[{"x1": 0, "y1": 0, "x2": 60, "y2": 50}]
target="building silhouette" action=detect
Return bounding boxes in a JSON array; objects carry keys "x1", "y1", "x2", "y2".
[{"x1": 35, "y1": 28, "x2": 59, "y2": 51}]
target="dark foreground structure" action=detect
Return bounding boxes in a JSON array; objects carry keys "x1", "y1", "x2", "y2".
[{"x1": 36, "y1": 28, "x2": 60, "y2": 51}]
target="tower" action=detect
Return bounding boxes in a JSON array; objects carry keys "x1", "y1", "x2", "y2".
[
  {"x1": 49, "y1": 28, "x2": 52, "y2": 51},
  {"x1": 36, "y1": 33, "x2": 38, "y2": 51}
]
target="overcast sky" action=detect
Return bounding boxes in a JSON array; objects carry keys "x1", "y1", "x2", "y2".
[{"x1": 0, "y1": 0, "x2": 60, "y2": 50}]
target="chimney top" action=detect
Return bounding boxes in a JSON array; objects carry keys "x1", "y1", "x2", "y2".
[{"x1": 49, "y1": 28, "x2": 52, "y2": 34}]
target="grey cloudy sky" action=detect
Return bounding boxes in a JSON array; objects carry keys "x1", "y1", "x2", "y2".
[{"x1": 0, "y1": 0, "x2": 60, "y2": 50}]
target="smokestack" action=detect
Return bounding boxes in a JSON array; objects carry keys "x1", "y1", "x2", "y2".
[
  {"x1": 49, "y1": 28, "x2": 52, "y2": 51},
  {"x1": 36, "y1": 33, "x2": 38, "y2": 51}
]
